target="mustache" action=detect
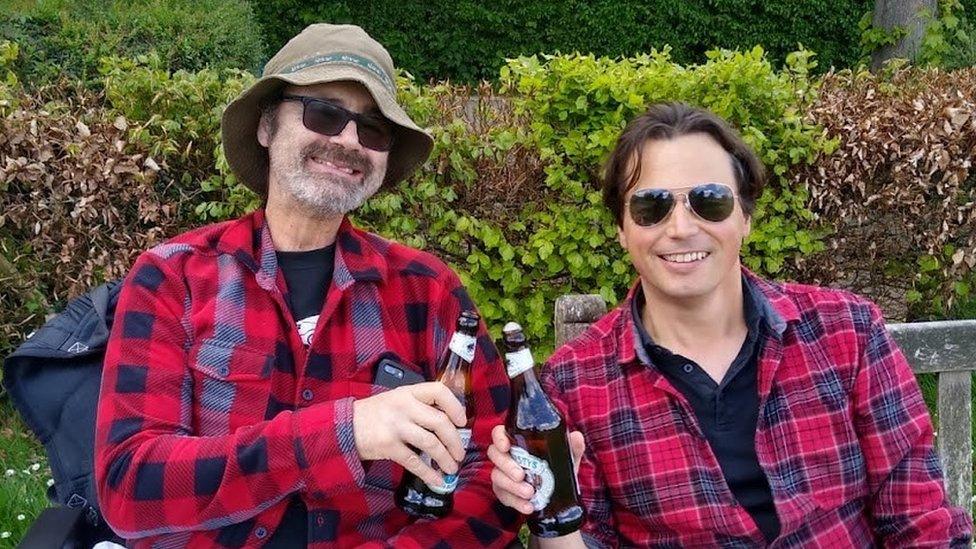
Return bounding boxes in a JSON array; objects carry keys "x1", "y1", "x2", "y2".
[{"x1": 300, "y1": 143, "x2": 373, "y2": 177}]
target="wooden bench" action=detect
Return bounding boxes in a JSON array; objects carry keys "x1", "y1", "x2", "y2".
[{"x1": 554, "y1": 295, "x2": 976, "y2": 513}]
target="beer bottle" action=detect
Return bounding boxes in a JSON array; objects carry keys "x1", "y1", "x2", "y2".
[
  {"x1": 394, "y1": 310, "x2": 479, "y2": 518},
  {"x1": 502, "y1": 322, "x2": 584, "y2": 537}
]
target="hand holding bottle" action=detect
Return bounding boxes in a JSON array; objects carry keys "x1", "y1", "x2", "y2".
[
  {"x1": 488, "y1": 425, "x2": 585, "y2": 515},
  {"x1": 495, "y1": 322, "x2": 586, "y2": 538},
  {"x1": 353, "y1": 382, "x2": 467, "y2": 489}
]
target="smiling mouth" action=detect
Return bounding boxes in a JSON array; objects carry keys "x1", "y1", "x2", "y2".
[
  {"x1": 659, "y1": 251, "x2": 710, "y2": 264},
  {"x1": 309, "y1": 155, "x2": 362, "y2": 177}
]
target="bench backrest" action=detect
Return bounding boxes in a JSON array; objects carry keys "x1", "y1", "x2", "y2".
[{"x1": 553, "y1": 294, "x2": 976, "y2": 513}]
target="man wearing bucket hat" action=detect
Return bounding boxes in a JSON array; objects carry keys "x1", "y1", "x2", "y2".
[{"x1": 94, "y1": 24, "x2": 518, "y2": 547}]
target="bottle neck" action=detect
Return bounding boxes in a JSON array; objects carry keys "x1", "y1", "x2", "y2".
[
  {"x1": 506, "y1": 347, "x2": 534, "y2": 378},
  {"x1": 448, "y1": 331, "x2": 477, "y2": 364},
  {"x1": 508, "y1": 347, "x2": 544, "y2": 397},
  {"x1": 518, "y1": 364, "x2": 540, "y2": 387}
]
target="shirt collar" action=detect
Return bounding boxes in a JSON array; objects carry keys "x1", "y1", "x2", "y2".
[
  {"x1": 617, "y1": 267, "x2": 800, "y2": 367},
  {"x1": 215, "y1": 209, "x2": 388, "y2": 291}
]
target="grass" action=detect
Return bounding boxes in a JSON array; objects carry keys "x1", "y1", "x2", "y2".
[{"x1": 0, "y1": 398, "x2": 51, "y2": 548}]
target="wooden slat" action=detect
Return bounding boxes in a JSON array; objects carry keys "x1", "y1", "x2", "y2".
[
  {"x1": 938, "y1": 371, "x2": 973, "y2": 511},
  {"x1": 554, "y1": 295, "x2": 607, "y2": 347},
  {"x1": 887, "y1": 320, "x2": 976, "y2": 374}
]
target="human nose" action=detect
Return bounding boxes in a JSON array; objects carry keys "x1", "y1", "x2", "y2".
[
  {"x1": 329, "y1": 118, "x2": 364, "y2": 150},
  {"x1": 663, "y1": 193, "x2": 700, "y2": 238}
]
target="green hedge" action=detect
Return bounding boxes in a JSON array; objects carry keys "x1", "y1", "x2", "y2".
[
  {"x1": 92, "y1": 47, "x2": 831, "y2": 353},
  {"x1": 0, "y1": 0, "x2": 265, "y2": 86},
  {"x1": 251, "y1": 0, "x2": 872, "y2": 82}
]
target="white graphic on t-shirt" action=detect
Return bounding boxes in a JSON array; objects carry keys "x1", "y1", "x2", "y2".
[{"x1": 296, "y1": 315, "x2": 319, "y2": 346}]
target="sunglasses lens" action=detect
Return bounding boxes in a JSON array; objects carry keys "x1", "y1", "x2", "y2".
[
  {"x1": 356, "y1": 118, "x2": 394, "y2": 151},
  {"x1": 688, "y1": 183, "x2": 735, "y2": 222},
  {"x1": 630, "y1": 189, "x2": 674, "y2": 226},
  {"x1": 304, "y1": 100, "x2": 349, "y2": 136},
  {"x1": 302, "y1": 99, "x2": 393, "y2": 151}
]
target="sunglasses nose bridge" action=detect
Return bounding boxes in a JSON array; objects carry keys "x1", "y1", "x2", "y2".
[
  {"x1": 662, "y1": 192, "x2": 701, "y2": 234},
  {"x1": 326, "y1": 115, "x2": 364, "y2": 149}
]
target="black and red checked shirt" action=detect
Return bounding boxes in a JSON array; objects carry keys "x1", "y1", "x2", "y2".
[
  {"x1": 542, "y1": 271, "x2": 972, "y2": 547},
  {"x1": 94, "y1": 209, "x2": 520, "y2": 548}
]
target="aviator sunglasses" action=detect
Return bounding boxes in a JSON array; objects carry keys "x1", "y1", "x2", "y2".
[
  {"x1": 281, "y1": 95, "x2": 395, "y2": 151},
  {"x1": 628, "y1": 183, "x2": 737, "y2": 227}
]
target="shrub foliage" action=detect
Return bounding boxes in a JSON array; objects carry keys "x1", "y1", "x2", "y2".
[
  {"x1": 0, "y1": 87, "x2": 182, "y2": 353},
  {"x1": 252, "y1": 0, "x2": 872, "y2": 82},
  {"x1": 791, "y1": 67, "x2": 976, "y2": 317},
  {"x1": 3, "y1": 48, "x2": 976, "y2": 358},
  {"x1": 0, "y1": 0, "x2": 265, "y2": 86}
]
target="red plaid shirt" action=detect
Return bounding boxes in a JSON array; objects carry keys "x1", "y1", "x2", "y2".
[
  {"x1": 95, "y1": 210, "x2": 519, "y2": 548},
  {"x1": 543, "y1": 272, "x2": 972, "y2": 547}
]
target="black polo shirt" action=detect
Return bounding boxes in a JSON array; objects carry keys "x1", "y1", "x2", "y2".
[{"x1": 631, "y1": 277, "x2": 781, "y2": 542}]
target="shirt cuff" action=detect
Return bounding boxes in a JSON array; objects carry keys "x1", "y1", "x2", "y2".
[{"x1": 291, "y1": 397, "x2": 364, "y2": 497}]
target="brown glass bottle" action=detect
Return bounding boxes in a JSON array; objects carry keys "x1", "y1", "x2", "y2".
[
  {"x1": 503, "y1": 322, "x2": 584, "y2": 537},
  {"x1": 394, "y1": 310, "x2": 479, "y2": 518}
]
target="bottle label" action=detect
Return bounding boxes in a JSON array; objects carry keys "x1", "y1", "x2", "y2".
[
  {"x1": 505, "y1": 348, "x2": 535, "y2": 378},
  {"x1": 449, "y1": 332, "x2": 477, "y2": 363},
  {"x1": 510, "y1": 446, "x2": 555, "y2": 511},
  {"x1": 428, "y1": 428, "x2": 471, "y2": 495}
]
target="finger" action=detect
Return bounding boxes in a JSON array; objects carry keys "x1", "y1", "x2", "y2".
[
  {"x1": 401, "y1": 423, "x2": 458, "y2": 475},
  {"x1": 491, "y1": 424, "x2": 511, "y2": 452},
  {"x1": 495, "y1": 491, "x2": 535, "y2": 515},
  {"x1": 409, "y1": 382, "x2": 466, "y2": 426},
  {"x1": 487, "y1": 443, "x2": 525, "y2": 483},
  {"x1": 491, "y1": 468, "x2": 536, "y2": 514},
  {"x1": 568, "y1": 430, "x2": 586, "y2": 473},
  {"x1": 409, "y1": 404, "x2": 465, "y2": 461},
  {"x1": 392, "y1": 444, "x2": 444, "y2": 491}
]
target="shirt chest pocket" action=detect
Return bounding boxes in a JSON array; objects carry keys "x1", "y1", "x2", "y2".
[{"x1": 186, "y1": 338, "x2": 275, "y2": 435}]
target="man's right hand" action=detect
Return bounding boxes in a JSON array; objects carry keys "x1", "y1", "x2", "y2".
[
  {"x1": 352, "y1": 382, "x2": 466, "y2": 490},
  {"x1": 487, "y1": 424, "x2": 585, "y2": 515}
]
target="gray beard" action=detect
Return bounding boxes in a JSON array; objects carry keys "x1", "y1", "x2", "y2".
[
  {"x1": 269, "y1": 141, "x2": 384, "y2": 218},
  {"x1": 278, "y1": 168, "x2": 383, "y2": 218}
]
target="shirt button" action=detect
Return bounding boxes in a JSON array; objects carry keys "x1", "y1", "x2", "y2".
[
  {"x1": 302, "y1": 388, "x2": 314, "y2": 401},
  {"x1": 682, "y1": 363, "x2": 694, "y2": 374},
  {"x1": 254, "y1": 527, "x2": 268, "y2": 539}
]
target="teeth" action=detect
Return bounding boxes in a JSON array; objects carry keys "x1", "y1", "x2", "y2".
[
  {"x1": 661, "y1": 251, "x2": 708, "y2": 263},
  {"x1": 312, "y1": 157, "x2": 355, "y2": 174}
]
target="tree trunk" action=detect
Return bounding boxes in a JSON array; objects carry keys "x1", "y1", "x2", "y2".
[{"x1": 870, "y1": 0, "x2": 938, "y2": 70}]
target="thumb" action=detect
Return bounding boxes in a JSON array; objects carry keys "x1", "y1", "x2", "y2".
[{"x1": 568, "y1": 430, "x2": 585, "y2": 475}]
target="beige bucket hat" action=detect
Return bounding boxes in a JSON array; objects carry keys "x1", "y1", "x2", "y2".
[{"x1": 221, "y1": 23, "x2": 434, "y2": 195}]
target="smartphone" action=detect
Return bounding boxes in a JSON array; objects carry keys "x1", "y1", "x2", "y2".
[{"x1": 373, "y1": 356, "x2": 427, "y2": 389}]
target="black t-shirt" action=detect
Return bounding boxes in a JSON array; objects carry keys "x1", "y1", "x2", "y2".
[
  {"x1": 265, "y1": 245, "x2": 334, "y2": 547},
  {"x1": 631, "y1": 278, "x2": 781, "y2": 543},
  {"x1": 276, "y1": 245, "x2": 335, "y2": 345}
]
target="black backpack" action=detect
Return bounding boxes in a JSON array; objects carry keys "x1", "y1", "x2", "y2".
[{"x1": 3, "y1": 280, "x2": 125, "y2": 547}]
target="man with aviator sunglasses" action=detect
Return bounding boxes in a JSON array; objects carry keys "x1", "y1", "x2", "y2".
[
  {"x1": 94, "y1": 23, "x2": 518, "y2": 547},
  {"x1": 488, "y1": 102, "x2": 971, "y2": 547}
]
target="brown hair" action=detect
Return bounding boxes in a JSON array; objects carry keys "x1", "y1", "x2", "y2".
[{"x1": 602, "y1": 102, "x2": 766, "y2": 226}]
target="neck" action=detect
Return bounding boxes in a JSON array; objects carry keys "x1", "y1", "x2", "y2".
[
  {"x1": 264, "y1": 191, "x2": 343, "y2": 251},
  {"x1": 639, "y1": 269, "x2": 746, "y2": 353}
]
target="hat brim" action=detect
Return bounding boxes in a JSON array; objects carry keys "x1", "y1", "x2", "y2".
[{"x1": 221, "y1": 67, "x2": 434, "y2": 196}]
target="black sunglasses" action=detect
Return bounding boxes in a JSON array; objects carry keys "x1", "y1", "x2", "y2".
[
  {"x1": 281, "y1": 95, "x2": 394, "y2": 152},
  {"x1": 628, "y1": 183, "x2": 737, "y2": 227}
]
